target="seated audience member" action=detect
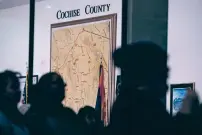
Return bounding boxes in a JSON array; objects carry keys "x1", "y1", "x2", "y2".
[
  {"x1": 109, "y1": 41, "x2": 199, "y2": 135},
  {"x1": 78, "y1": 106, "x2": 103, "y2": 135},
  {"x1": 0, "y1": 70, "x2": 29, "y2": 135},
  {"x1": 27, "y1": 72, "x2": 80, "y2": 135}
]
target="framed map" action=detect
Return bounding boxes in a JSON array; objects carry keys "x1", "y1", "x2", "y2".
[
  {"x1": 50, "y1": 14, "x2": 117, "y2": 117},
  {"x1": 170, "y1": 83, "x2": 195, "y2": 116}
]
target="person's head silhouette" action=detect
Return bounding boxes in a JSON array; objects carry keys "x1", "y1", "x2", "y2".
[
  {"x1": 0, "y1": 70, "x2": 21, "y2": 109},
  {"x1": 113, "y1": 41, "x2": 168, "y2": 98},
  {"x1": 38, "y1": 72, "x2": 66, "y2": 107},
  {"x1": 78, "y1": 106, "x2": 98, "y2": 126}
]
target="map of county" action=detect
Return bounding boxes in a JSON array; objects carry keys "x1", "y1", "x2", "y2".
[{"x1": 50, "y1": 15, "x2": 116, "y2": 113}]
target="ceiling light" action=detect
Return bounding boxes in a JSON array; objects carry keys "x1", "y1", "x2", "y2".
[{"x1": 46, "y1": 5, "x2": 51, "y2": 9}]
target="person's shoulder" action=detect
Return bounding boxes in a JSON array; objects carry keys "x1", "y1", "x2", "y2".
[
  {"x1": 0, "y1": 112, "x2": 15, "y2": 135},
  {"x1": 62, "y1": 107, "x2": 76, "y2": 114},
  {"x1": 0, "y1": 112, "x2": 13, "y2": 134},
  {"x1": 0, "y1": 111, "x2": 11, "y2": 126},
  {"x1": 59, "y1": 107, "x2": 77, "y2": 119}
]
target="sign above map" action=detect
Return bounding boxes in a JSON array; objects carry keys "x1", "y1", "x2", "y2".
[{"x1": 56, "y1": 4, "x2": 111, "y2": 20}]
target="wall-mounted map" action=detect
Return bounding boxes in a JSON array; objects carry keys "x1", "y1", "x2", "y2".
[{"x1": 50, "y1": 14, "x2": 117, "y2": 114}]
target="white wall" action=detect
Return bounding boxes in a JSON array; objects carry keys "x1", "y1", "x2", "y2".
[
  {"x1": 0, "y1": 0, "x2": 122, "y2": 78},
  {"x1": 167, "y1": 0, "x2": 202, "y2": 110},
  {"x1": 0, "y1": 5, "x2": 29, "y2": 74}
]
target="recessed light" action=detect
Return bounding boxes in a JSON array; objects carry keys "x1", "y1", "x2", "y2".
[{"x1": 46, "y1": 5, "x2": 51, "y2": 9}]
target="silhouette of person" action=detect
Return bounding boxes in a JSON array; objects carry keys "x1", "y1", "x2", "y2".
[
  {"x1": 109, "y1": 41, "x2": 169, "y2": 135},
  {"x1": 78, "y1": 106, "x2": 103, "y2": 135},
  {"x1": 0, "y1": 70, "x2": 29, "y2": 135},
  {"x1": 27, "y1": 72, "x2": 80, "y2": 135},
  {"x1": 109, "y1": 41, "x2": 197, "y2": 135}
]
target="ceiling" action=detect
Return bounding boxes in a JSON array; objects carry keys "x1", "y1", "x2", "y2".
[{"x1": 0, "y1": 0, "x2": 45, "y2": 9}]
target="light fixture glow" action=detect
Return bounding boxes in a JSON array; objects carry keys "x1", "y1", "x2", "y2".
[{"x1": 46, "y1": 5, "x2": 51, "y2": 9}]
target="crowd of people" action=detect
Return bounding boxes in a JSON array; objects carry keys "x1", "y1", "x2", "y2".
[{"x1": 0, "y1": 41, "x2": 202, "y2": 135}]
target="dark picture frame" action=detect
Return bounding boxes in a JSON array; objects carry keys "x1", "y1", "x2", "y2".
[
  {"x1": 170, "y1": 83, "x2": 195, "y2": 116},
  {"x1": 19, "y1": 75, "x2": 38, "y2": 104}
]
